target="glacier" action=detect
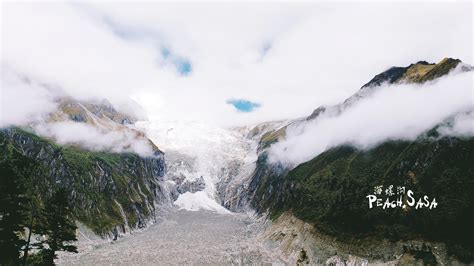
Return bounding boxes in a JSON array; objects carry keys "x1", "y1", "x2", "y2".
[
  {"x1": 136, "y1": 120, "x2": 257, "y2": 213},
  {"x1": 57, "y1": 120, "x2": 290, "y2": 264}
]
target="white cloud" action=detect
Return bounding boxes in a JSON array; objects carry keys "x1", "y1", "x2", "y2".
[
  {"x1": 34, "y1": 121, "x2": 154, "y2": 157},
  {"x1": 1, "y1": 2, "x2": 472, "y2": 127},
  {"x1": 0, "y1": 68, "x2": 156, "y2": 156},
  {"x1": 438, "y1": 111, "x2": 474, "y2": 137},
  {"x1": 0, "y1": 66, "x2": 58, "y2": 127},
  {"x1": 269, "y1": 71, "x2": 474, "y2": 166}
]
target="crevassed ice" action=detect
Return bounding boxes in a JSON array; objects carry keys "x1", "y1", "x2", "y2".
[{"x1": 135, "y1": 120, "x2": 253, "y2": 213}]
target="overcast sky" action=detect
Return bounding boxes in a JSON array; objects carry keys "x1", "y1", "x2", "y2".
[{"x1": 1, "y1": 1, "x2": 473, "y2": 127}]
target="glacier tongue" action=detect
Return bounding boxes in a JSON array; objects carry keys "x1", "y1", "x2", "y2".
[
  {"x1": 174, "y1": 191, "x2": 231, "y2": 214},
  {"x1": 135, "y1": 120, "x2": 256, "y2": 213}
]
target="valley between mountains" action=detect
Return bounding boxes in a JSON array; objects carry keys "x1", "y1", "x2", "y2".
[{"x1": 1, "y1": 58, "x2": 473, "y2": 265}]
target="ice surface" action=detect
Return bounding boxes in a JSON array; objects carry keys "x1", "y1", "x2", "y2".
[
  {"x1": 135, "y1": 120, "x2": 255, "y2": 212},
  {"x1": 174, "y1": 191, "x2": 231, "y2": 214}
]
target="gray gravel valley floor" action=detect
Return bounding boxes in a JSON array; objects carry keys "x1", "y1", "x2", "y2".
[{"x1": 58, "y1": 209, "x2": 283, "y2": 265}]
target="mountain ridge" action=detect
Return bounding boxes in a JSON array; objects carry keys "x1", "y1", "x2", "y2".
[
  {"x1": 46, "y1": 97, "x2": 162, "y2": 155},
  {"x1": 257, "y1": 57, "x2": 472, "y2": 151},
  {"x1": 241, "y1": 57, "x2": 474, "y2": 263}
]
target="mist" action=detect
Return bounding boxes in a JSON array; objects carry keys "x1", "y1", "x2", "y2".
[
  {"x1": 0, "y1": 67, "x2": 58, "y2": 128},
  {"x1": 268, "y1": 71, "x2": 474, "y2": 166},
  {"x1": 438, "y1": 111, "x2": 474, "y2": 138},
  {"x1": 34, "y1": 121, "x2": 154, "y2": 157}
]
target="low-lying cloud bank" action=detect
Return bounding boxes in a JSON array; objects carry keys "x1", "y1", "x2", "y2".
[
  {"x1": 34, "y1": 122, "x2": 154, "y2": 157},
  {"x1": 1, "y1": 68, "x2": 155, "y2": 157},
  {"x1": 0, "y1": 67, "x2": 147, "y2": 128},
  {"x1": 438, "y1": 111, "x2": 474, "y2": 137},
  {"x1": 269, "y1": 71, "x2": 474, "y2": 166}
]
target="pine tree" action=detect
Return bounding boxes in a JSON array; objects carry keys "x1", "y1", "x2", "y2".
[
  {"x1": 0, "y1": 164, "x2": 28, "y2": 265},
  {"x1": 22, "y1": 198, "x2": 41, "y2": 266},
  {"x1": 36, "y1": 188, "x2": 77, "y2": 265}
]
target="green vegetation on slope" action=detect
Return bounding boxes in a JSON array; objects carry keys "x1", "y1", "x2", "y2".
[
  {"x1": 0, "y1": 128, "x2": 164, "y2": 236},
  {"x1": 0, "y1": 162, "x2": 79, "y2": 265},
  {"x1": 252, "y1": 135, "x2": 474, "y2": 262},
  {"x1": 249, "y1": 57, "x2": 473, "y2": 262}
]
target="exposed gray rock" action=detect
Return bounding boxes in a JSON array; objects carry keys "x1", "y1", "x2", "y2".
[{"x1": 0, "y1": 128, "x2": 165, "y2": 238}]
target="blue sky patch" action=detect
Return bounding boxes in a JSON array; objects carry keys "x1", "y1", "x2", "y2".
[
  {"x1": 227, "y1": 99, "x2": 261, "y2": 112},
  {"x1": 176, "y1": 59, "x2": 192, "y2": 75},
  {"x1": 161, "y1": 47, "x2": 192, "y2": 76},
  {"x1": 98, "y1": 17, "x2": 193, "y2": 76},
  {"x1": 161, "y1": 47, "x2": 171, "y2": 59}
]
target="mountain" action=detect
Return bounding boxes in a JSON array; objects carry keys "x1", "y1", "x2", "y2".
[
  {"x1": 0, "y1": 97, "x2": 166, "y2": 239},
  {"x1": 243, "y1": 58, "x2": 474, "y2": 263},
  {"x1": 1, "y1": 57, "x2": 472, "y2": 263},
  {"x1": 50, "y1": 98, "x2": 137, "y2": 125},
  {"x1": 46, "y1": 97, "x2": 160, "y2": 153},
  {"x1": 258, "y1": 57, "x2": 472, "y2": 148}
]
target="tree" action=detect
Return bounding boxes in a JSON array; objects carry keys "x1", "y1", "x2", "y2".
[
  {"x1": 0, "y1": 164, "x2": 28, "y2": 265},
  {"x1": 22, "y1": 198, "x2": 41, "y2": 266},
  {"x1": 36, "y1": 188, "x2": 77, "y2": 265}
]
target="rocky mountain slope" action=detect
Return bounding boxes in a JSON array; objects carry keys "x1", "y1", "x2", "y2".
[
  {"x1": 0, "y1": 98, "x2": 166, "y2": 239},
  {"x1": 243, "y1": 58, "x2": 474, "y2": 263},
  {"x1": 259, "y1": 57, "x2": 472, "y2": 146},
  {"x1": 49, "y1": 97, "x2": 138, "y2": 125}
]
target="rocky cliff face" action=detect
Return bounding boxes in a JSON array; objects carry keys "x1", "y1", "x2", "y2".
[
  {"x1": 0, "y1": 93, "x2": 169, "y2": 239},
  {"x1": 0, "y1": 128, "x2": 166, "y2": 239},
  {"x1": 49, "y1": 98, "x2": 137, "y2": 125},
  {"x1": 260, "y1": 211, "x2": 463, "y2": 265},
  {"x1": 46, "y1": 97, "x2": 161, "y2": 153},
  {"x1": 242, "y1": 58, "x2": 474, "y2": 263}
]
